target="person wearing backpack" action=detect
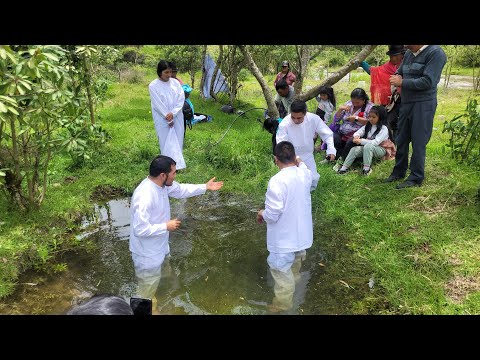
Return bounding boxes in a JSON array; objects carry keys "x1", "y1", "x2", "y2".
[{"x1": 182, "y1": 84, "x2": 194, "y2": 136}]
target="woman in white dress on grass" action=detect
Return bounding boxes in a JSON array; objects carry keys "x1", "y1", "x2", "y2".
[{"x1": 148, "y1": 60, "x2": 186, "y2": 169}]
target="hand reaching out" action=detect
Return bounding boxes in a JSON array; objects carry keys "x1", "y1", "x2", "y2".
[
  {"x1": 167, "y1": 218, "x2": 181, "y2": 231},
  {"x1": 206, "y1": 177, "x2": 224, "y2": 191}
]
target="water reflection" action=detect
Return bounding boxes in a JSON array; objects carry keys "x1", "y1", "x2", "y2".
[{"x1": 0, "y1": 193, "x2": 379, "y2": 315}]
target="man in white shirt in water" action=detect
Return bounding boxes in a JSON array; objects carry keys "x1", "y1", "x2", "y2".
[
  {"x1": 129, "y1": 155, "x2": 223, "y2": 313},
  {"x1": 276, "y1": 100, "x2": 336, "y2": 191},
  {"x1": 257, "y1": 141, "x2": 313, "y2": 313}
]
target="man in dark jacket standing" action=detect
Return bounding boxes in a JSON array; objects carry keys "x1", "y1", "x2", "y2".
[{"x1": 383, "y1": 45, "x2": 447, "y2": 189}]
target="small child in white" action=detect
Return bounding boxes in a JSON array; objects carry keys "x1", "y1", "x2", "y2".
[
  {"x1": 314, "y1": 85, "x2": 337, "y2": 155},
  {"x1": 315, "y1": 85, "x2": 336, "y2": 124},
  {"x1": 257, "y1": 141, "x2": 313, "y2": 313},
  {"x1": 337, "y1": 105, "x2": 392, "y2": 176}
]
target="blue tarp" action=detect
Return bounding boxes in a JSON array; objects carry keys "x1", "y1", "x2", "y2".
[{"x1": 202, "y1": 54, "x2": 229, "y2": 99}]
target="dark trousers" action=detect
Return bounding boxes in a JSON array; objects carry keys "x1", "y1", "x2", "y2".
[
  {"x1": 333, "y1": 133, "x2": 356, "y2": 159},
  {"x1": 391, "y1": 100, "x2": 437, "y2": 184}
]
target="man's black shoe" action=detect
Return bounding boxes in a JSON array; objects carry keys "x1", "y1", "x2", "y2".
[
  {"x1": 383, "y1": 174, "x2": 404, "y2": 183},
  {"x1": 396, "y1": 180, "x2": 421, "y2": 189}
]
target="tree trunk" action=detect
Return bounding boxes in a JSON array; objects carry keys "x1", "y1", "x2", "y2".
[
  {"x1": 238, "y1": 45, "x2": 279, "y2": 119},
  {"x1": 228, "y1": 46, "x2": 242, "y2": 106},
  {"x1": 6, "y1": 115, "x2": 26, "y2": 209},
  {"x1": 199, "y1": 45, "x2": 208, "y2": 99},
  {"x1": 38, "y1": 119, "x2": 52, "y2": 205},
  {"x1": 294, "y1": 45, "x2": 312, "y2": 95},
  {"x1": 444, "y1": 46, "x2": 457, "y2": 89},
  {"x1": 190, "y1": 71, "x2": 195, "y2": 89},
  {"x1": 209, "y1": 45, "x2": 224, "y2": 101},
  {"x1": 298, "y1": 45, "x2": 377, "y2": 102},
  {"x1": 474, "y1": 66, "x2": 480, "y2": 92},
  {"x1": 83, "y1": 55, "x2": 95, "y2": 125}
]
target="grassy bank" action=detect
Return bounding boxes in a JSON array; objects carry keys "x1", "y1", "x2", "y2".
[{"x1": 1, "y1": 68, "x2": 479, "y2": 314}]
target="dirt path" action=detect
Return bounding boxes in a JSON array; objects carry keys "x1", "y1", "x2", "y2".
[{"x1": 440, "y1": 75, "x2": 475, "y2": 89}]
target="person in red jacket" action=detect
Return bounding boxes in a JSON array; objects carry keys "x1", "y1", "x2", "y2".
[{"x1": 361, "y1": 45, "x2": 406, "y2": 105}]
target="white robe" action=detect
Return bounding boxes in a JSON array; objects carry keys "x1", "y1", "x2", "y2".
[
  {"x1": 148, "y1": 78, "x2": 186, "y2": 166},
  {"x1": 276, "y1": 112, "x2": 336, "y2": 190},
  {"x1": 129, "y1": 177, "x2": 206, "y2": 268},
  {"x1": 262, "y1": 163, "x2": 313, "y2": 254}
]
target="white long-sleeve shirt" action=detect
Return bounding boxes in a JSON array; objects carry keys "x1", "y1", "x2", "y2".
[
  {"x1": 276, "y1": 112, "x2": 335, "y2": 190},
  {"x1": 262, "y1": 163, "x2": 313, "y2": 254},
  {"x1": 315, "y1": 98, "x2": 335, "y2": 123},
  {"x1": 148, "y1": 78, "x2": 186, "y2": 159},
  {"x1": 353, "y1": 124, "x2": 389, "y2": 146},
  {"x1": 276, "y1": 112, "x2": 336, "y2": 158},
  {"x1": 129, "y1": 177, "x2": 206, "y2": 260}
]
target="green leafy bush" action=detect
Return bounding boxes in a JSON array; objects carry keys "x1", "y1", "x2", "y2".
[{"x1": 443, "y1": 98, "x2": 480, "y2": 167}]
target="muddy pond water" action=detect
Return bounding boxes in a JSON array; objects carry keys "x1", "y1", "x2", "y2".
[{"x1": 0, "y1": 193, "x2": 381, "y2": 315}]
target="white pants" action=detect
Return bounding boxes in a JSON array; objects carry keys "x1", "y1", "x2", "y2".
[
  {"x1": 132, "y1": 252, "x2": 167, "y2": 300},
  {"x1": 300, "y1": 153, "x2": 320, "y2": 191},
  {"x1": 267, "y1": 250, "x2": 306, "y2": 311}
]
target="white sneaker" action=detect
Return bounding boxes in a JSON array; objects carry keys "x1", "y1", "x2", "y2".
[
  {"x1": 362, "y1": 168, "x2": 372, "y2": 176},
  {"x1": 319, "y1": 158, "x2": 329, "y2": 165},
  {"x1": 332, "y1": 163, "x2": 342, "y2": 172}
]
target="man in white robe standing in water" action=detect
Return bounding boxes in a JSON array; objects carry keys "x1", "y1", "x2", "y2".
[
  {"x1": 129, "y1": 155, "x2": 224, "y2": 314},
  {"x1": 257, "y1": 141, "x2": 313, "y2": 313},
  {"x1": 148, "y1": 60, "x2": 186, "y2": 169},
  {"x1": 276, "y1": 100, "x2": 336, "y2": 191}
]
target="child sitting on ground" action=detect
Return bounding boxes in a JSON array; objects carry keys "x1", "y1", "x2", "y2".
[
  {"x1": 336, "y1": 105, "x2": 395, "y2": 176},
  {"x1": 314, "y1": 86, "x2": 337, "y2": 157}
]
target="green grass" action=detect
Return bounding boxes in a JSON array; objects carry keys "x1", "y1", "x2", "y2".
[
  {"x1": 0, "y1": 69, "x2": 479, "y2": 314},
  {"x1": 448, "y1": 66, "x2": 478, "y2": 76}
]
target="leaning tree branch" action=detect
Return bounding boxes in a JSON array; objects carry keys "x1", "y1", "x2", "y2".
[{"x1": 298, "y1": 45, "x2": 377, "y2": 102}]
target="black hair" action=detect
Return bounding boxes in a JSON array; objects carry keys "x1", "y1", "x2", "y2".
[
  {"x1": 318, "y1": 85, "x2": 336, "y2": 108},
  {"x1": 350, "y1": 87, "x2": 369, "y2": 114},
  {"x1": 168, "y1": 61, "x2": 178, "y2": 72},
  {"x1": 274, "y1": 141, "x2": 296, "y2": 164},
  {"x1": 275, "y1": 78, "x2": 289, "y2": 91},
  {"x1": 361, "y1": 105, "x2": 390, "y2": 140},
  {"x1": 157, "y1": 60, "x2": 170, "y2": 77},
  {"x1": 263, "y1": 117, "x2": 279, "y2": 135},
  {"x1": 290, "y1": 100, "x2": 307, "y2": 114},
  {"x1": 149, "y1": 155, "x2": 176, "y2": 177},
  {"x1": 67, "y1": 295, "x2": 134, "y2": 315}
]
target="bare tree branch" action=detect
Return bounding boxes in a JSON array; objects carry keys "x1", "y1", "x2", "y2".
[{"x1": 298, "y1": 45, "x2": 377, "y2": 102}]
